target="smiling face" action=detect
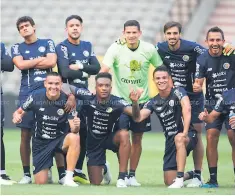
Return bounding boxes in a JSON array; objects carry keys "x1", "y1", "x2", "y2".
[
  {"x1": 123, "y1": 26, "x2": 142, "y2": 45},
  {"x1": 164, "y1": 26, "x2": 181, "y2": 48},
  {"x1": 206, "y1": 32, "x2": 225, "y2": 56},
  {"x1": 66, "y1": 18, "x2": 83, "y2": 40},
  {"x1": 44, "y1": 75, "x2": 62, "y2": 99},
  {"x1": 153, "y1": 71, "x2": 171, "y2": 91}
]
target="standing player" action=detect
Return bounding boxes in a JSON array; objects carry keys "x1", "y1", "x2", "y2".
[
  {"x1": 0, "y1": 42, "x2": 15, "y2": 185},
  {"x1": 194, "y1": 26, "x2": 235, "y2": 188},
  {"x1": 131, "y1": 65, "x2": 197, "y2": 188},
  {"x1": 56, "y1": 15, "x2": 100, "y2": 184},
  {"x1": 11, "y1": 16, "x2": 57, "y2": 184},
  {"x1": 67, "y1": 72, "x2": 136, "y2": 187},
  {"x1": 12, "y1": 72, "x2": 80, "y2": 186},
  {"x1": 100, "y1": 20, "x2": 163, "y2": 186}
]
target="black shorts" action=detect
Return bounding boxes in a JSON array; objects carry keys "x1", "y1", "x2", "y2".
[
  {"x1": 163, "y1": 130, "x2": 198, "y2": 171},
  {"x1": 32, "y1": 135, "x2": 65, "y2": 174},
  {"x1": 119, "y1": 103, "x2": 151, "y2": 133},
  {"x1": 188, "y1": 92, "x2": 204, "y2": 124}
]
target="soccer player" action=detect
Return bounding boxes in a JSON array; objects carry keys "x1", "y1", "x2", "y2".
[
  {"x1": 56, "y1": 15, "x2": 100, "y2": 184},
  {"x1": 100, "y1": 20, "x2": 163, "y2": 186},
  {"x1": 11, "y1": 16, "x2": 74, "y2": 184},
  {"x1": 12, "y1": 72, "x2": 80, "y2": 187},
  {"x1": 194, "y1": 26, "x2": 235, "y2": 188},
  {"x1": 0, "y1": 42, "x2": 15, "y2": 185},
  {"x1": 68, "y1": 72, "x2": 136, "y2": 187},
  {"x1": 131, "y1": 65, "x2": 197, "y2": 188}
]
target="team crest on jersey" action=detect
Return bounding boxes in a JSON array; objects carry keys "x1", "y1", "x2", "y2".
[
  {"x1": 223, "y1": 62, "x2": 230, "y2": 69},
  {"x1": 106, "y1": 107, "x2": 113, "y2": 113},
  {"x1": 83, "y1": 50, "x2": 89, "y2": 57},
  {"x1": 169, "y1": 100, "x2": 174, "y2": 107},
  {"x1": 57, "y1": 109, "x2": 64, "y2": 116},
  {"x1": 38, "y1": 46, "x2": 46, "y2": 52},
  {"x1": 182, "y1": 55, "x2": 189, "y2": 62}
]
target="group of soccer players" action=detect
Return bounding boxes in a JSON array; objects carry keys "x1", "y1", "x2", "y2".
[{"x1": 0, "y1": 14, "x2": 235, "y2": 188}]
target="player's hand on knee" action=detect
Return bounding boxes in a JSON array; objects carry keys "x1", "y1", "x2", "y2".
[
  {"x1": 198, "y1": 108, "x2": 208, "y2": 121},
  {"x1": 65, "y1": 94, "x2": 76, "y2": 113}
]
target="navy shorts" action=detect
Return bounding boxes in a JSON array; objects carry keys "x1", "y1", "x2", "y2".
[
  {"x1": 119, "y1": 103, "x2": 151, "y2": 133},
  {"x1": 86, "y1": 126, "x2": 120, "y2": 166},
  {"x1": 163, "y1": 130, "x2": 198, "y2": 171},
  {"x1": 16, "y1": 95, "x2": 35, "y2": 130},
  {"x1": 188, "y1": 92, "x2": 204, "y2": 124},
  {"x1": 32, "y1": 135, "x2": 65, "y2": 174}
]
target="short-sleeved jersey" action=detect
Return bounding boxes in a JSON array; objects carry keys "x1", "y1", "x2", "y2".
[
  {"x1": 214, "y1": 88, "x2": 235, "y2": 116},
  {"x1": 157, "y1": 39, "x2": 206, "y2": 94},
  {"x1": 195, "y1": 51, "x2": 235, "y2": 102},
  {"x1": 73, "y1": 87, "x2": 130, "y2": 138},
  {"x1": 21, "y1": 89, "x2": 73, "y2": 139},
  {"x1": 102, "y1": 40, "x2": 163, "y2": 103},
  {"x1": 144, "y1": 87, "x2": 194, "y2": 139},
  {"x1": 56, "y1": 39, "x2": 96, "y2": 88},
  {"x1": 11, "y1": 39, "x2": 56, "y2": 96}
]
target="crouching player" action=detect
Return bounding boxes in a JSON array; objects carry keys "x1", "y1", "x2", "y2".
[{"x1": 12, "y1": 72, "x2": 80, "y2": 187}]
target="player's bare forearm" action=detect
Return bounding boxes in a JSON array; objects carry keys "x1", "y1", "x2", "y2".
[
  {"x1": 13, "y1": 57, "x2": 44, "y2": 70},
  {"x1": 34, "y1": 54, "x2": 57, "y2": 69},
  {"x1": 132, "y1": 102, "x2": 141, "y2": 122}
]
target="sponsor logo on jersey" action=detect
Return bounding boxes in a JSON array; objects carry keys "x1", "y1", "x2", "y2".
[
  {"x1": 25, "y1": 50, "x2": 30, "y2": 54},
  {"x1": 169, "y1": 100, "x2": 174, "y2": 107},
  {"x1": 125, "y1": 60, "x2": 142, "y2": 79}
]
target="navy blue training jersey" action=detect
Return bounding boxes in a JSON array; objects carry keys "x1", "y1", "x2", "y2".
[
  {"x1": 73, "y1": 87, "x2": 130, "y2": 138},
  {"x1": 195, "y1": 51, "x2": 235, "y2": 103},
  {"x1": 56, "y1": 39, "x2": 100, "y2": 88},
  {"x1": 21, "y1": 89, "x2": 73, "y2": 139},
  {"x1": 144, "y1": 87, "x2": 194, "y2": 139},
  {"x1": 157, "y1": 39, "x2": 206, "y2": 94},
  {"x1": 11, "y1": 39, "x2": 56, "y2": 96},
  {"x1": 214, "y1": 88, "x2": 235, "y2": 116}
]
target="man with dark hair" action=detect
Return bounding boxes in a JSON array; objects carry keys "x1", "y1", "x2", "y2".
[
  {"x1": 12, "y1": 72, "x2": 80, "y2": 187},
  {"x1": 100, "y1": 20, "x2": 163, "y2": 186},
  {"x1": 194, "y1": 26, "x2": 235, "y2": 188},
  {"x1": 11, "y1": 16, "x2": 74, "y2": 184},
  {"x1": 67, "y1": 72, "x2": 137, "y2": 187},
  {"x1": 0, "y1": 42, "x2": 15, "y2": 185},
  {"x1": 131, "y1": 65, "x2": 197, "y2": 188},
  {"x1": 56, "y1": 14, "x2": 100, "y2": 184}
]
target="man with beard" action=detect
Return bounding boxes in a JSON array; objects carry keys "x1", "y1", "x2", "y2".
[
  {"x1": 194, "y1": 26, "x2": 235, "y2": 188},
  {"x1": 56, "y1": 15, "x2": 100, "y2": 184}
]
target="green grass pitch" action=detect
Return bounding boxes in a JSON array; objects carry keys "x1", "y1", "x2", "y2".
[{"x1": 1, "y1": 130, "x2": 235, "y2": 195}]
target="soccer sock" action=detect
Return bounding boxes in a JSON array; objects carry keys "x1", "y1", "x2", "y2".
[
  {"x1": 1, "y1": 127, "x2": 5, "y2": 171},
  {"x1": 193, "y1": 170, "x2": 201, "y2": 181},
  {"x1": 57, "y1": 167, "x2": 66, "y2": 180},
  {"x1": 118, "y1": 172, "x2": 126, "y2": 180},
  {"x1": 0, "y1": 170, "x2": 6, "y2": 175},
  {"x1": 209, "y1": 167, "x2": 217, "y2": 183},
  {"x1": 65, "y1": 170, "x2": 74, "y2": 180},
  {"x1": 103, "y1": 165, "x2": 107, "y2": 175},
  {"x1": 23, "y1": 166, "x2": 31, "y2": 177},
  {"x1": 75, "y1": 128, "x2": 86, "y2": 170},
  {"x1": 177, "y1": 172, "x2": 184, "y2": 178},
  {"x1": 186, "y1": 170, "x2": 194, "y2": 180},
  {"x1": 129, "y1": 169, "x2": 135, "y2": 178}
]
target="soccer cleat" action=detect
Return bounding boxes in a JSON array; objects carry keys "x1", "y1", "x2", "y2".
[
  {"x1": 116, "y1": 179, "x2": 127, "y2": 188},
  {"x1": 18, "y1": 175, "x2": 32, "y2": 184},
  {"x1": 168, "y1": 177, "x2": 184, "y2": 188},
  {"x1": 128, "y1": 176, "x2": 141, "y2": 186},
  {"x1": 47, "y1": 168, "x2": 53, "y2": 184},
  {"x1": 0, "y1": 177, "x2": 14, "y2": 185},
  {"x1": 0, "y1": 174, "x2": 17, "y2": 184},
  {"x1": 125, "y1": 177, "x2": 129, "y2": 186},
  {"x1": 63, "y1": 178, "x2": 79, "y2": 187},
  {"x1": 73, "y1": 172, "x2": 89, "y2": 184},
  {"x1": 186, "y1": 177, "x2": 203, "y2": 188},
  {"x1": 58, "y1": 176, "x2": 65, "y2": 185},
  {"x1": 201, "y1": 180, "x2": 219, "y2": 188},
  {"x1": 103, "y1": 162, "x2": 112, "y2": 185}
]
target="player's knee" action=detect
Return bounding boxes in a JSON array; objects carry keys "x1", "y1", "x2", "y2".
[
  {"x1": 35, "y1": 177, "x2": 47, "y2": 184},
  {"x1": 174, "y1": 134, "x2": 184, "y2": 146},
  {"x1": 227, "y1": 130, "x2": 235, "y2": 147},
  {"x1": 207, "y1": 130, "x2": 219, "y2": 143},
  {"x1": 21, "y1": 129, "x2": 31, "y2": 142},
  {"x1": 132, "y1": 133, "x2": 143, "y2": 145},
  {"x1": 68, "y1": 133, "x2": 80, "y2": 147},
  {"x1": 90, "y1": 178, "x2": 102, "y2": 185},
  {"x1": 164, "y1": 178, "x2": 172, "y2": 186},
  {"x1": 119, "y1": 130, "x2": 130, "y2": 143}
]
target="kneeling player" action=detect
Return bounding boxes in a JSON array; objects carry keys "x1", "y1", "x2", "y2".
[
  {"x1": 13, "y1": 72, "x2": 80, "y2": 187},
  {"x1": 68, "y1": 72, "x2": 136, "y2": 187},
  {"x1": 131, "y1": 66, "x2": 197, "y2": 188}
]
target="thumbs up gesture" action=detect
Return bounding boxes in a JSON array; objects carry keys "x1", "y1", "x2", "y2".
[
  {"x1": 193, "y1": 79, "x2": 202, "y2": 93},
  {"x1": 198, "y1": 108, "x2": 208, "y2": 121},
  {"x1": 72, "y1": 111, "x2": 80, "y2": 133}
]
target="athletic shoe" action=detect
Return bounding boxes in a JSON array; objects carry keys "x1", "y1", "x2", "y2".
[
  {"x1": 116, "y1": 179, "x2": 127, "y2": 188},
  {"x1": 18, "y1": 175, "x2": 32, "y2": 184},
  {"x1": 58, "y1": 176, "x2": 65, "y2": 185},
  {"x1": 201, "y1": 180, "x2": 219, "y2": 188},
  {"x1": 63, "y1": 178, "x2": 79, "y2": 187},
  {"x1": 168, "y1": 177, "x2": 184, "y2": 188},
  {"x1": 103, "y1": 162, "x2": 112, "y2": 185},
  {"x1": 0, "y1": 174, "x2": 17, "y2": 184},
  {"x1": 0, "y1": 177, "x2": 13, "y2": 185},
  {"x1": 73, "y1": 172, "x2": 89, "y2": 184},
  {"x1": 186, "y1": 177, "x2": 203, "y2": 188},
  {"x1": 128, "y1": 176, "x2": 141, "y2": 186},
  {"x1": 47, "y1": 168, "x2": 53, "y2": 184}
]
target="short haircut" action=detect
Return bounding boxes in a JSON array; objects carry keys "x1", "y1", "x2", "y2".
[
  {"x1": 46, "y1": 72, "x2": 62, "y2": 79},
  {"x1": 153, "y1": 65, "x2": 171, "y2": 77},
  {"x1": 95, "y1": 72, "x2": 112, "y2": 81},
  {"x1": 65, "y1": 15, "x2": 83, "y2": 26},
  {"x1": 124, "y1": 20, "x2": 140, "y2": 31},
  {"x1": 16, "y1": 16, "x2": 35, "y2": 31},
  {"x1": 206, "y1": 26, "x2": 224, "y2": 40},
  {"x1": 163, "y1": 21, "x2": 182, "y2": 33}
]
